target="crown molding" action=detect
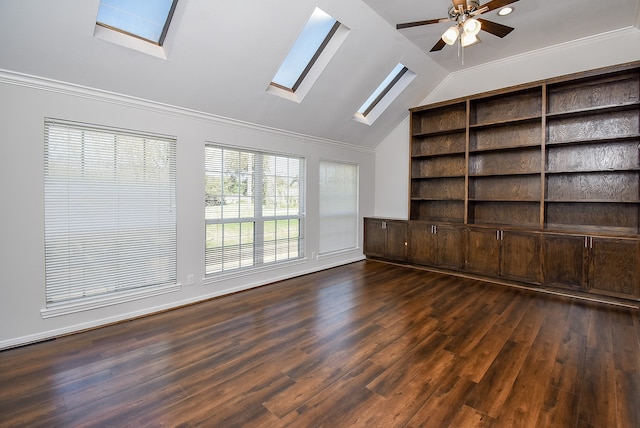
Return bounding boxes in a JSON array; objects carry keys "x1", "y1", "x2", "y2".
[
  {"x1": 421, "y1": 26, "x2": 640, "y2": 105},
  {"x1": 0, "y1": 69, "x2": 375, "y2": 154}
]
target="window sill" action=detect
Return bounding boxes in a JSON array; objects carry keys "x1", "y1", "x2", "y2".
[{"x1": 41, "y1": 283, "x2": 181, "y2": 318}]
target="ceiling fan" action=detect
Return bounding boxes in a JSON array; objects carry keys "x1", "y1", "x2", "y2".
[{"x1": 397, "y1": 0, "x2": 519, "y2": 52}]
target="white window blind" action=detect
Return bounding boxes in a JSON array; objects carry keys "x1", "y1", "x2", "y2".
[
  {"x1": 44, "y1": 119, "x2": 177, "y2": 312},
  {"x1": 319, "y1": 160, "x2": 358, "y2": 254},
  {"x1": 205, "y1": 144, "x2": 304, "y2": 275}
]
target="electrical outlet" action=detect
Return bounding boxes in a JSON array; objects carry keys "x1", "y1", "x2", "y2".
[{"x1": 187, "y1": 274, "x2": 195, "y2": 285}]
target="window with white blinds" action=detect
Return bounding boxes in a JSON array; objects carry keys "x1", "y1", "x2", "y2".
[
  {"x1": 319, "y1": 160, "x2": 358, "y2": 254},
  {"x1": 205, "y1": 144, "x2": 304, "y2": 275},
  {"x1": 44, "y1": 119, "x2": 177, "y2": 313}
]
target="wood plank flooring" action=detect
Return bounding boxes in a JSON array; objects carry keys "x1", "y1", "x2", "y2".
[{"x1": 1, "y1": 260, "x2": 639, "y2": 427}]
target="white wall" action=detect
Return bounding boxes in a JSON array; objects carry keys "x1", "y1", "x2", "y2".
[
  {"x1": 0, "y1": 72, "x2": 375, "y2": 349},
  {"x1": 374, "y1": 117, "x2": 410, "y2": 219},
  {"x1": 375, "y1": 28, "x2": 640, "y2": 220}
]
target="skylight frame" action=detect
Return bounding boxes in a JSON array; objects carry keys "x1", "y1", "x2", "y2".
[
  {"x1": 358, "y1": 64, "x2": 409, "y2": 117},
  {"x1": 96, "y1": 0, "x2": 179, "y2": 46},
  {"x1": 270, "y1": 8, "x2": 341, "y2": 93}
]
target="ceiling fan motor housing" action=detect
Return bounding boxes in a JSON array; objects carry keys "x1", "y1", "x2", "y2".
[{"x1": 448, "y1": 0, "x2": 481, "y2": 19}]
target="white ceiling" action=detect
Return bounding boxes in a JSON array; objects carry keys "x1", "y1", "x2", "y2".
[{"x1": 1, "y1": 0, "x2": 639, "y2": 149}]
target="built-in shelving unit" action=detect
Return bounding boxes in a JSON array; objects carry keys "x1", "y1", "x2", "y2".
[
  {"x1": 410, "y1": 101, "x2": 466, "y2": 223},
  {"x1": 544, "y1": 68, "x2": 640, "y2": 235},
  {"x1": 409, "y1": 64, "x2": 640, "y2": 235},
  {"x1": 374, "y1": 61, "x2": 640, "y2": 303}
]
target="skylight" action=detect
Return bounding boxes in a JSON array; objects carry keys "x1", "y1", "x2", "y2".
[
  {"x1": 271, "y1": 8, "x2": 340, "y2": 92},
  {"x1": 96, "y1": 0, "x2": 178, "y2": 45},
  {"x1": 358, "y1": 63, "x2": 409, "y2": 116}
]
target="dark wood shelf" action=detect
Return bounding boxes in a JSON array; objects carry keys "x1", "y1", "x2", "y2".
[
  {"x1": 412, "y1": 127, "x2": 466, "y2": 138},
  {"x1": 545, "y1": 134, "x2": 640, "y2": 147},
  {"x1": 545, "y1": 199, "x2": 640, "y2": 204},
  {"x1": 411, "y1": 175, "x2": 465, "y2": 180},
  {"x1": 469, "y1": 171, "x2": 540, "y2": 177},
  {"x1": 546, "y1": 101, "x2": 640, "y2": 119},
  {"x1": 469, "y1": 143, "x2": 541, "y2": 154},
  {"x1": 411, "y1": 151, "x2": 466, "y2": 159},
  {"x1": 469, "y1": 115, "x2": 542, "y2": 129},
  {"x1": 411, "y1": 197, "x2": 465, "y2": 202},
  {"x1": 546, "y1": 168, "x2": 640, "y2": 175},
  {"x1": 470, "y1": 198, "x2": 540, "y2": 202}
]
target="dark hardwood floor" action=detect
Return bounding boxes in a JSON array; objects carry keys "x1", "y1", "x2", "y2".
[{"x1": 1, "y1": 260, "x2": 639, "y2": 427}]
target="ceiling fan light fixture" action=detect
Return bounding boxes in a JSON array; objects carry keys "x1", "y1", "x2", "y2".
[
  {"x1": 462, "y1": 18, "x2": 481, "y2": 36},
  {"x1": 498, "y1": 7, "x2": 514, "y2": 16},
  {"x1": 460, "y1": 32, "x2": 479, "y2": 47},
  {"x1": 441, "y1": 25, "x2": 459, "y2": 45}
]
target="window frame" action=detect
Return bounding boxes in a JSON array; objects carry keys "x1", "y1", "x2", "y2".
[
  {"x1": 42, "y1": 118, "x2": 178, "y2": 317},
  {"x1": 270, "y1": 19, "x2": 341, "y2": 93},
  {"x1": 95, "y1": 0, "x2": 179, "y2": 46},
  {"x1": 205, "y1": 144, "x2": 306, "y2": 276},
  {"x1": 318, "y1": 159, "x2": 359, "y2": 256},
  {"x1": 358, "y1": 64, "x2": 409, "y2": 117}
]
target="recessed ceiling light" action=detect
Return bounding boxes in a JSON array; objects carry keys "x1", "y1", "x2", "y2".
[{"x1": 498, "y1": 7, "x2": 513, "y2": 16}]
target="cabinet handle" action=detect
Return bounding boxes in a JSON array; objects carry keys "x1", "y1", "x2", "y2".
[
  {"x1": 382, "y1": 221, "x2": 387, "y2": 230},
  {"x1": 497, "y1": 230, "x2": 500, "y2": 240},
  {"x1": 590, "y1": 237, "x2": 593, "y2": 249},
  {"x1": 434, "y1": 225, "x2": 438, "y2": 234},
  {"x1": 584, "y1": 236, "x2": 588, "y2": 248}
]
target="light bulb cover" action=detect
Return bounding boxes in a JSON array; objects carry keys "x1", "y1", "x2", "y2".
[
  {"x1": 441, "y1": 26, "x2": 459, "y2": 45},
  {"x1": 463, "y1": 18, "x2": 481, "y2": 36},
  {"x1": 461, "y1": 32, "x2": 478, "y2": 47}
]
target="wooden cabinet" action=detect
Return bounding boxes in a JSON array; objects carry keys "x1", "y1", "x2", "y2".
[
  {"x1": 589, "y1": 236, "x2": 640, "y2": 299},
  {"x1": 542, "y1": 233, "x2": 587, "y2": 291},
  {"x1": 408, "y1": 222, "x2": 463, "y2": 270},
  {"x1": 364, "y1": 218, "x2": 407, "y2": 261},
  {"x1": 466, "y1": 227, "x2": 541, "y2": 284},
  {"x1": 465, "y1": 228, "x2": 501, "y2": 277},
  {"x1": 543, "y1": 233, "x2": 640, "y2": 300}
]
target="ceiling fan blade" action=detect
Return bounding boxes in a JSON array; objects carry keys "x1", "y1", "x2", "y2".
[
  {"x1": 430, "y1": 38, "x2": 447, "y2": 52},
  {"x1": 470, "y1": 6, "x2": 489, "y2": 16},
  {"x1": 477, "y1": 0, "x2": 519, "y2": 13},
  {"x1": 397, "y1": 18, "x2": 449, "y2": 29},
  {"x1": 477, "y1": 18, "x2": 514, "y2": 38}
]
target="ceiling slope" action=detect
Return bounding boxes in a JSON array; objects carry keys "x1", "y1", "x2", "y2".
[{"x1": 1, "y1": 0, "x2": 639, "y2": 148}]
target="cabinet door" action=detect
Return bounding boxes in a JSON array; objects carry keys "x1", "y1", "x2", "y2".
[
  {"x1": 542, "y1": 234, "x2": 587, "y2": 291},
  {"x1": 589, "y1": 237, "x2": 640, "y2": 300},
  {"x1": 501, "y1": 231, "x2": 541, "y2": 284},
  {"x1": 364, "y1": 218, "x2": 386, "y2": 258},
  {"x1": 436, "y1": 225, "x2": 464, "y2": 270},
  {"x1": 465, "y1": 228, "x2": 500, "y2": 276},
  {"x1": 408, "y1": 222, "x2": 437, "y2": 266},
  {"x1": 385, "y1": 221, "x2": 408, "y2": 261}
]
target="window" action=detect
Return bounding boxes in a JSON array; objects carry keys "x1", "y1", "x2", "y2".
[
  {"x1": 271, "y1": 7, "x2": 340, "y2": 92},
  {"x1": 205, "y1": 145, "x2": 304, "y2": 275},
  {"x1": 96, "y1": 0, "x2": 178, "y2": 45},
  {"x1": 44, "y1": 119, "x2": 177, "y2": 315},
  {"x1": 358, "y1": 63, "x2": 409, "y2": 116},
  {"x1": 319, "y1": 160, "x2": 358, "y2": 254}
]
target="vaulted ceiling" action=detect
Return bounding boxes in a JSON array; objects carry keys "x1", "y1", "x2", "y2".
[{"x1": 1, "y1": 0, "x2": 639, "y2": 149}]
